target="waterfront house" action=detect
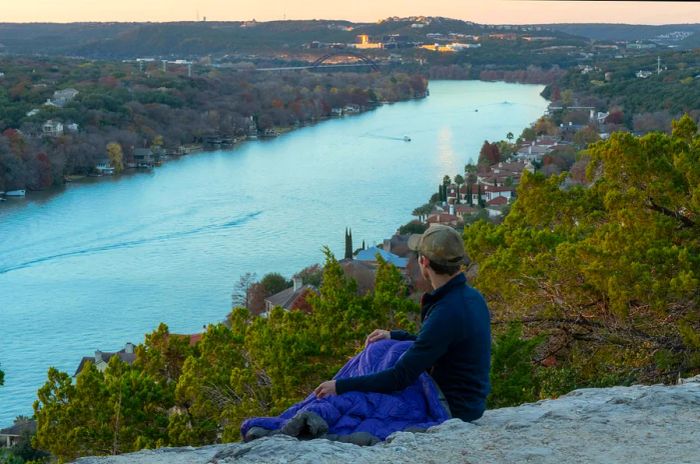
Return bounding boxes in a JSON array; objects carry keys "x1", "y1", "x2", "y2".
[
  {"x1": 0, "y1": 419, "x2": 36, "y2": 448},
  {"x1": 74, "y1": 342, "x2": 137, "y2": 377},
  {"x1": 263, "y1": 277, "x2": 317, "y2": 314},
  {"x1": 95, "y1": 158, "x2": 115, "y2": 176},
  {"x1": 133, "y1": 148, "x2": 154, "y2": 168}
]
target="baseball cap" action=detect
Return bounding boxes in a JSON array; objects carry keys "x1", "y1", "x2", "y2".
[{"x1": 408, "y1": 224, "x2": 466, "y2": 266}]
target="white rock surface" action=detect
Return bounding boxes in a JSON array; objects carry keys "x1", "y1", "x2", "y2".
[{"x1": 74, "y1": 377, "x2": 700, "y2": 464}]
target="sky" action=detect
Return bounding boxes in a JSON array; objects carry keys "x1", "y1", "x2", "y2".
[{"x1": 4, "y1": 1, "x2": 700, "y2": 25}]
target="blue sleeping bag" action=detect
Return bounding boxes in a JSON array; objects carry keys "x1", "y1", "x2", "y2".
[{"x1": 241, "y1": 339, "x2": 451, "y2": 444}]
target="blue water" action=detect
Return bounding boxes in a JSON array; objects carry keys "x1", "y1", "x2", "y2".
[{"x1": 0, "y1": 80, "x2": 547, "y2": 425}]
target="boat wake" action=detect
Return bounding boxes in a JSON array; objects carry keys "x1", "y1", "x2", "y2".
[{"x1": 0, "y1": 211, "x2": 262, "y2": 275}]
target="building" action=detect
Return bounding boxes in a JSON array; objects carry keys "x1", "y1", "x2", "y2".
[
  {"x1": 45, "y1": 88, "x2": 79, "y2": 107},
  {"x1": 133, "y1": 148, "x2": 154, "y2": 168},
  {"x1": 95, "y1": 159, "x2": 115, "y2": 175},
  {"x1": 356, "y1": 246, "x2": 408, "y2": 268},
  {"x1": 353, "y1": 34, "x2": 383, "y2": 49},
  {"x1": 0, "y1": 419, "x2": 36, "y2": 448},
  {"x1": 42, "y1": 120, "x2": 64, "y2": 137},
  {"x1": 74, "y1": 342, "x2": 137, "y2": 376},
  {"x1": 263, "y1": 277, "x2": 317, "y2": 314}
]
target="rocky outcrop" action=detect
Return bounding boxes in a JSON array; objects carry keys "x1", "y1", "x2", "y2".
[{"x1": 74, "y1": 376, "x2": 700, "y2": 464}]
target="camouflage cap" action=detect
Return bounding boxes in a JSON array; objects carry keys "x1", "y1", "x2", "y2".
[{"x1": 407, "y1": 224, "x2": 466, "y2": 267}]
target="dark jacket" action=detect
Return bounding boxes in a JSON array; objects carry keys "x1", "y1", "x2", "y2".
[{"x1": 335, "y1": 273, "x2": 491, "y2": 421}]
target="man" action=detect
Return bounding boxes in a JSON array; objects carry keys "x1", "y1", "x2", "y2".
[{"x1": 314, "y1": 224, "x2": 491, "y2": 422}]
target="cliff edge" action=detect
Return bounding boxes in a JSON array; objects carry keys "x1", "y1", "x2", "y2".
[{"x1": 74, "y1": 376, "x2": 700, "y2": 464}]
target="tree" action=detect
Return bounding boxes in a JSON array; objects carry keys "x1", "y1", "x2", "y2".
[
  {"x1": 506, "y1": 132, "x2": 514, "y2": 142},
  {"x1": 231, "y1": 272, "x2": 257, "y2": 308},
  {"x1": 478, "y1": 141, "x2": 500, "y2": 166},
  {"x1": 519, "y1": 127, "x2": 537, "y2": 142},
  {"x1": 442, "y1": 175, "x2": 451, "y2": 186},
  {"x1": 572, "y1": 126, "x2": 600, "y2": 148},
  {"x1": 134, "y1": 323, "x2": 195, "y2": 384},
  {"x1": 412, "y1": 203, "x2": 433, "y2": 222},
  {"x1": 344, "y1": 228, "x2": 353, "y2": 260},
  {"x1": 106, "y1": 142, "x2": 124, "y2": 173},
  {"x1": 464, "y1": 117, "x2": 700, "y2": 400},
  {"x1": 294, "y1": 264, "x2": 323, "y2": 287},
  {"x1": 260, "y1": 272, "x2": 291, "y2": 296}
]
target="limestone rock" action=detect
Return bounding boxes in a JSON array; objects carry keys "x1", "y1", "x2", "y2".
[{"x1": 73, "y1": 378, "x2": 700, "y2": 464}]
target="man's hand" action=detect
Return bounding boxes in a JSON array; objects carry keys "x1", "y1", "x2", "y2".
[
  {"x1": 314, "y1": 380, "x2": 337, "y2": 399},
  {"x1": 365, "y1": 329, "x2": 390, "y2": 347}
]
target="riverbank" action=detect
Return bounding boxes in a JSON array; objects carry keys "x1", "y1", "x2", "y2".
[{"x1": 0, "y1": 80, "x2": 548, "y2": 427}]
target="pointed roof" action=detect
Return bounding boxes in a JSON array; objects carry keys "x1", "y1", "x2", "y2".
[{"x1": 355, "y1": 246, "x2": 408, "y2": 268}]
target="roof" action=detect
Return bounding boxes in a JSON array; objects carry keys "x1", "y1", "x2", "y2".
[
  {"x1": 487, "y1": 196, "x2": 509, "y2": 206},
  {"x1": 426, "y1": 213, "x2": 460, "y2": 225},
  {"x1": 171, "y1": 333, "x2": 203, "y2": 346},
  {"x1": 455, "y1": 204, "x2": 478, "y2": 215},
  {"x1": 483, "y1": 184, "x2": 515, "y2": 193},
  {"x1": 74, "y1": 349, "x2": 136, "y2": 377},
  {"x1": 265, "y1": 285, "x2": 317, "y2": 310},
  {"x1": 355, "y1": 247, "x2": 408, "y2": 268},
  {"x1": 0, "y1": 420, "x2": 36, "y2": 437}
]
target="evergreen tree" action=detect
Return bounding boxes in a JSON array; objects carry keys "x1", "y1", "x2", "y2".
[{"x1": 344, "y1": 228, "x2": 353, "y2": 259}]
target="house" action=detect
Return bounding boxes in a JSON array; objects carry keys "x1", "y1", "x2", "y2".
[
  {"x1": 0, "y1": 419, "x2": 36, "y2": 448},
  {"x1": 45, "y1": 88, "x2": 79, "y2": 107},
  {"x1": 169, "y1": 333, "x2": 203, "y2": 346},
  {"x1": 133, "y1": 148, "x2": 154, "y2": 168},
  {"x1": 482, "y1": 184, "x2": 514, "y2": 202},
  {"x1": 66, "y1": 122, "x2": 79, "y2": 133},
  {"x1": 426, "y1": 213, "x2": 461, "y2": 227},
  {"x1": 343, "y1": 104, "x2": 361, "y2": 114},
  {"x1": 42, "y1": 120, "x2": 63, "y2": 137},
  {"x1": 636, "y1": 70, "x2": 653, "y2": 79},
  {"x1": 263, "y1": 277, "x2": 317, "y2": 314},
  {"x1": 486, "y1": 204, "x2": 508, "y2": 218},
  {"x1": 74, "y1": 342, "x2": 137, "y2": 376},
  {"x1": 515, "y1": 142, "x2": 552, "y2": 160},
  {"x1": 95, "y1": 159, "x2": 115, "y2": 176},
  {"x1": 26, "y1": 108, "x2": 40, "y2": 117},
  {"x1": 454, "y1": 204, "x2": 478, "y2": 216},
  {"x1": 486, "y1": 196, "x2": 509, "y2": 206},
  {"x1": 340, "y1": 259, "x2": 377, "y2": 295},
  {"x1": 356, "y1": 246, "x2": 408, "y2": 268}
]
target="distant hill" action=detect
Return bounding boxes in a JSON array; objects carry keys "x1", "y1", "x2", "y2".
[
  {"x1": 542, "y1": 23, "x2": 700, "y2": 47},
  {"x1": 0, "y1": 18, "x2": 581, "y2": 59}
]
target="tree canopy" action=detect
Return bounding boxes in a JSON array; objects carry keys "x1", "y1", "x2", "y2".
[{"x1": 465, "y1": 116, "x2": 699, "y2": 394}]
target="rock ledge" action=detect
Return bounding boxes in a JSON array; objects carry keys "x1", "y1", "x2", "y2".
[{"x1": 74, "y1": 376, "x2": 700, "y2": 464}]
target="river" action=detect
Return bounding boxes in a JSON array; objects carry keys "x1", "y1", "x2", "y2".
[{"x1": 0, "y1": 80, "x2": 547, "y2": 425}]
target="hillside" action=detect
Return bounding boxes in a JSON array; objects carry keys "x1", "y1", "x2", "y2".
[
  {"x1": 72, "y1": 377, "x2": 700, "y2": 464},
  {"x1": 0, "y1": 18, "x2": 582, "y2": 59},
  {"x1": 543, "y1": 22, "x2": 700, "y2": 47}
]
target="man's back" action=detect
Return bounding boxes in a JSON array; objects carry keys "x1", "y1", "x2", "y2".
[{"x1": 420, "y1": 274, "x2": 491, "y2": 420}]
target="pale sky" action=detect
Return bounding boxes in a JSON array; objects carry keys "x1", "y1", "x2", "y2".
[{"x1": 4, "y1": 1, "x2": 699, "y2": 25}]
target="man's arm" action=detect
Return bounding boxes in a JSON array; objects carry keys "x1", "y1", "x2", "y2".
[
  {"x1": 336, "y1": 305, "x2": 453, "y2": 394},
  {"x1": 390, "y1": 330, "x2": 416, "y2": 341}
]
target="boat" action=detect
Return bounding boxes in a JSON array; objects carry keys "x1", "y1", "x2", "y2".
[
  {"x1": 403, "y1": 136, "x2": 411, "y2": 142},
  {"x1": 5, "y1": 190, "x2": 26, "y2": 197}
]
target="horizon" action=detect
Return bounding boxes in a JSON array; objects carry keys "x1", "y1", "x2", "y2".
[{"x1": 4, "y1": 1, "x2": 699, "y2": 25}]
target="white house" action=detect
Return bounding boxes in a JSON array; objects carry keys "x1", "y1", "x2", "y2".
[{"x1": 42, "y1": 120, "x2": 64, "y2": 137}]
